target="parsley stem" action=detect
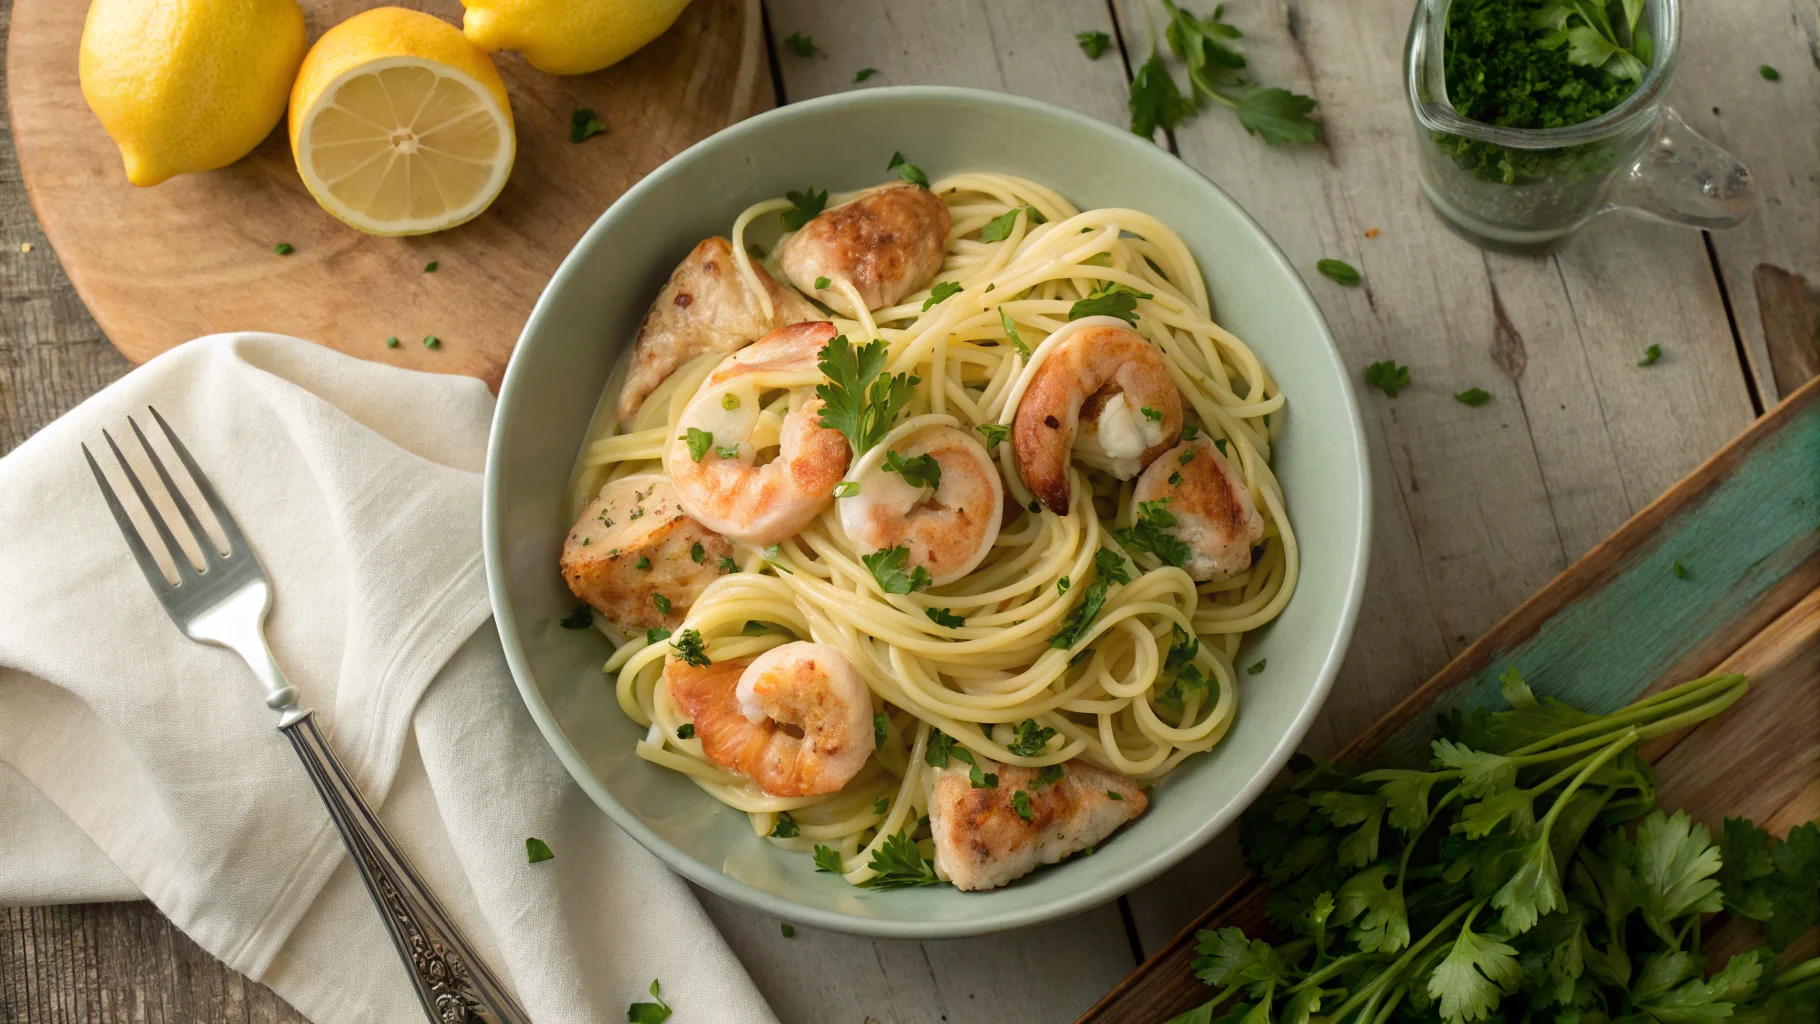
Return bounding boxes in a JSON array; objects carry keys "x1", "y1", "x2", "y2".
[
  {"x1": 1288, "y1": 949, "x2": 1381, "y2": 993},
  {"x1": 1325, "y1": 900, "x2": 1479, "y2": 1022},
  {"x1": 1537, "y1": 729, "x2": 1636, "y2": 837},
  {"x1": 1506, "y1": 673, "x2": 1743, "y2": 758},
  {"x1": 1368, "y1": 984, "x2": 1408, "y2": 1024},
  {"x1": 1770, "y1": 958, "x2": 1820, "y2": 991}
]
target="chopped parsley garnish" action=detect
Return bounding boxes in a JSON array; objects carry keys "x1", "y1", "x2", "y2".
[
  {"x1": 635, "y1": 556, "x2": 651, "y2": 570},
  {"x1": 861, "y1": 824, "x2": 940, "y2": 888},
  {"x1": 568, "y1": 108, "x2": 606, "y2": 143},
  {"x1": 1214, "y1": 437, "x2": 1228, "y2": 455},
  {"x1": 676, "y1": 723, "x2": 694, "y2": 739},
  {"x1": 423, "y1": 261, "x2": 438, "y2": 273},
  {"x1": 781, "y1": 187, "x2": 828, "y2": 231},
  {"x1": 855, "y1": 67, "x2": 878, "y2": 82},
  {"x1": 1640, "y1": 344, "x2": 1663, "y2": 366},
  {"x1": 1673, "y1": 560, "x2": 1689, "y2": 580},
  {"x1": 627, "y1": 979, "x2": 670, "y2": 1024},
  {"x1": 949, "y1": 746, "x2": 998, "y2": 789},
  {"x1": 980, "y1": 206, "x2": 1043, "y2": 242},
  {"x1": 1049, "y1": 578, "x2": 1111, "y2": 649},
  {"x1": 763, "y1": 543, "x2": 792, "y2": 573},
  {"x1": 525, "y1": 837, "x2": 554, "y2": 863},
  {"x1": 721, "y1": 392, "x2": 740, "y2": 410},
  {"x1": 862, "y1": 544, "x2": 933, "y2": 595},
  {"x1": 926, "y1": 607, "x2": 966, "y2": 628},
  {"x1": 873, "y1": 713, "x2": 888, "y2": 747},
  {"x1": 814, "y1": 275, "x2": 831, "y2": 289},
  {"x1": 423, "y1": 335, "x2": 440, "y2": 349},
  {"x1": 717, "y1": 555, "x2": 738, "y2": 573},
  {"x1": 999, "y1": 308, "x2": 1031, "y2": 358},
  {"x1": 1140, "y1": 406, "x2": 1164, "y2": 422},
  {"x1": 689, "y1": 542, "x2": 706, "y2": 564},
  {"x1": 1179, "y1": 449, "x2": 1195, "y2": 465},
  {"x1": 1317, "y1": 258, "x2": 1362, "y2": 286},
  {"x1": 1456, "y1": 387, "x2": 1492, "y2": 407},
  {"x1": 883, "y1": 449, "x2": 942, "y2": 489},
  {"x1": 1057, "y1": 576, "x2": 1071, "y2": 595},
  {"x1": 1012, "y1": 789, "x2": 1035, "y2": 821},
  {"x1": 651, "y1": 593, "x2": 671, "y2": 615},
  {"x1": 670, "y1": 628, "x2": 710, "y2": 666},
  {"x1": 273, "y1": 242, "x2": 294, "y2": 256},
  {"x1": 832, "y1": 480, "x2": 860, "y2": 498},
  {"x1": 783, "y1": 32, "x2": 818, "y2": 58},
  {"x1": 1007, "y1": 718, "x2": 1057, "y2": 757},
  {"x1": 812, "y1": 845, "x2": 843, "y2": 873},
  {"x1": 922, "y1": 280, "x2": 962, "y2": 310},
  {"x1": 559, "y1": 604, "x2": 592, "y2": 629},
  {"x1": 872, "y1": 795, "x2": 890, "y2": 814},
  {"x1": 1115, "y1": 498, "x2": 1193, "y2": 567},
  {"x1": 1082, "y1": 251, "x2": 1114, "y2": 267},
  {"x1": 780, "y1": 923, "x2": 795, "y2": 938},
  {"x1": 681, "y1": 426, "x2": 713, "y2": 462},
  {"x1": 1129, "y1": 52, "x2": 1196, "y2": 139},
  {"x1": 645, "y1": 627, "x2": 672, "y2": 645},
  {"x1": 1182, "y1": 423, "x2": 1202, "y2": 440},
  {"x1": 385, "y1": 336, "x2": 399, "y2": 348},
  {"x1": 1106, "y1": 790, "x2": 1124, "y2": 801},
  {"x1": 815, "y1": 334, "x2": 919, "y2": 457},
  {"x1": 924, "y1": 729, "x2": 957, "y2": 768},
  {"x1": 1077, "y1": 30, "x2": 1112, "y2": 60},
  {"x1": 1036, "y1": 764, "x2": 1065, "y2": 786},
  {"x1": 977, "y1": 422, "x2": 1010, "y2": 447},
  {"x1": 1760, "y1": 64, "x2": 1781, "y2": 81},
  {"x1": 1095, "y1": 546, "x2": 1132, "y2": 585},
  {"x1": 1169, "y1": 471, "x2": 1182, "y2": 486},
  {"x1": 769, "y1": 812, "x2": 800, "y2": 839},
  {"x1": 1246, "y1": 658, "x2": 1267, "y2": 675},
  {"x1": 1364, "y1": 359, "x2": 1412, "y2": 397},
  {"x1": 715, "y1": 443, "x2": 739, "y2": 460},
  {"x1": 886, "y1": 150, "x2": 929, "y2": 187},
  {"x1": 1067, "y1": 282, "x2": 1152, "y2": 324}
]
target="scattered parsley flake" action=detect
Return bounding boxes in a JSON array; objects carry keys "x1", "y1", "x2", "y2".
[
  {"x1": 1007, "y1": 718, "x2": 1057, "y2": 757},
  {"x1": 1107, "y1": 790, "x2": 1124, "y2": 801},
  {"x1": 721, "y1": 392, "x2": 740, "y2": 410},
  {"x1": 385, "y1": 336, "x2": 399, "y2": 349},
  {"x1": 273, "y1": 243, "x2": 294, "y2": 256},
  {"x1": 873, "y1": 713, "x2": 888, "y2": 747},
  {"x1": 1364, "y1": 360, "x2": 1411, "y2": 397},
  {"x1": 682, "y1": 426, "x2": 713, "y2": 462},
  {"x1": 1115, "y1": 498, "x2": 1192, "y2": 567},
  {"x1": 715, "y1": 443, "x2": 739, "y2": 460},
  {"x1": 855, "y1": 67, "x2": 878, "y2": 82},
  {"x1": 978, "y1": 422, "x2": 1010, "y2": 447},
  {"x1": 670, "y1": 629, "x2": 710, "y2": 667},
  {"x1": 812, "y1": 845, "x2": 843, "y2": 873},
  {"x1": 784, "y1": 32, "x2": 818, "y2": 58},
  {"x1": 1247, "y1": 659, "x2": 1266, "y2": 675},
  {"x1": 769, "y1": 812, "x2": 800, "y2": 839},
  {"x1": 863, "y1": 544, "x2": 933, "y2": 595},
  {"x1": 887, "y1": 150, "x2": 929, "y2": 187},
  {"x1": 525, "y1": 837, "x2": 554, "y2": 863},
  {"x1": 922, "y1": 280, "x2": 962, "y2": 310},
  {"x1": 1012, "y1": 789, "x2": 1035, "y2": 821},
  {"x1": 635, "y1": 556, "x2": 651, "y2": 570},
  {"x1": 569, "y1": 108, "x2": 606, "y2": 143},
  {"x1": 1317, "y1": 258, "x2": 1362, "y2": 286},
  {"x1": 1140, "y1": 406, "x2": 1164, "y2": 422},
  {"x1": 780, "y1": 923, "x2": 795, "y2": 938},
  {"x1": 627, "y1": 979, "x2": 671, "y2": 1024},
  {"x1": 1049, "y1": 579, "x2": 1111, "y2": 649},
  {"x1": 1067, "y1": 282, "x2": 1150, "y2": 324},
  {"x1": 781, "y1": 187, "x2": 828, "y2": 231},
  {"x1": 1760, "y1": 64, "x2": 1781, "y2": 81},
  {"x1": 645, "y1": 627, "x2": 672, "y2": 644},
  {"x1": 883, "y1": 449, "x2": 943, "y2": 489},
  {"x1": 926, "y1": 607, "x2": 966, "y2": 628},
  {"x1": 999, "y1": 308, "x2": 1031, "y2": 358},
  {"x1": 1036, "y1": 764, "x2": 1065, "y2": 786},
  {"x1": 833, "y1": 480, "x2": 860, "y2": 498},
  {"x1": 1640, "y1": 344, "x2": 1663, "y2": 366},
  {"x1": 872, "y1": 795, "x2": 890, "y2": 814},
  {"x1": 690, "y1": 542, "x2": 706, "y2": 564},
  {"x1": 676, "y1": 723, "x2": 694, "y2": 740},
  {"x1": 1077, "y1": 30, "x2": 1112, "y2": 60},
  {"x1": 718, "y1": 555, "x2": 738, "y2": 573},
  {"x1": 981, "y1": 206, "x2": 1040, "y2": 243},
  {"x1": 423, "y1": 335, "x2": 440, "y2": 349},
  {"x1": 651, "y1": 593, "x2": 671, "y2": 615},
  {"x1": 1672, "y1": 560, "x2": 1689, "y2": 580},
  {"x1": 559, "y1": 605, "x2": 592, "y2": 629},
  {"x1": 814, "y1": 275, "x2": 831, "y2": 290},
  {"x1": 1456, "y1": 387, "x2": 1492, "y2": 407},
  {"x1": 1057, "y1": 576, "x2": 1071, "y2": 595}
]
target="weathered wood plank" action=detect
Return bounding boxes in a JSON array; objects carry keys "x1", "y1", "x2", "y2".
[
  {"x1": 1674, "y1": 0, "x2": 1820, "y2": 404},
  {"x1": 1111, "y1": 0, "x2": 1761, "y2": 951}
]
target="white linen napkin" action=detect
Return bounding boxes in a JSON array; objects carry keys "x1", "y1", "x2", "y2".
[{"x1": 0, "y1": 333, "x2": 777, "y2": 1024}]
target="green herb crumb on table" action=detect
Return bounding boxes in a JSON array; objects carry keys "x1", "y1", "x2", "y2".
[
  {"x1": 524, "y1": 837, "x2": 553, "y2": 863},
  {"x1": 627, "y1": 979, "x2": 671, "y2": 1024},
  {"x1": 568, "y1": 108, "x2": 606, "y2": 143},
  {"x1": 1439, "y1": 0, "x2": 1650, "y2": 184},
  {"x1": 854, "y1": 67, "x2": 877, "y2": 82},
  {"x1": 1164, "y1": 670, "x2": 1820, "y2": 1024},
  {"x1": 1760, "y1": 64, "x2": 1780, "y2": 81},
  {"x1": 273, "y1": 242, "x2": 294, "y2": 255}
]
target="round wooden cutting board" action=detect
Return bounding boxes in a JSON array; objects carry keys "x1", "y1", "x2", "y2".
[{"x1": 6, "y1": 0, "x2": 768, "y2": 389}]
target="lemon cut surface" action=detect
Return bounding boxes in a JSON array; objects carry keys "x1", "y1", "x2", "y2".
[{"x1": 291, "y1": 9, "x2": 514, "y2": 236}]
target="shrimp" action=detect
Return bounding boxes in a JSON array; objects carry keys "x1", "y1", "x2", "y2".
[
  {"x1": 617, "y1": 236, "x2": 821, "y2": 421},
  {"x1": 1013, "y1": 320, "x2": 1183, "y2": 514},
  {"x1": 666, "y1": 641, "x2": 875, "y2": 797},
  {"x1": 561, "y1": 474, "x2": 734, "y2": 631},
  {"x1": 1131, "y1": 438, "x2": 1263, "y2": 581},
  {"x1": 929, "y1": 757, "x2": 1147, "y2": 891},
  {"x1": 665, "y1": 321, "x2": 852, "y2": 547},
  {"x1": 778, "y1": 181, "x2": 951, "y2": 316},
  {"x1": 838, "y1": 425, "x2": 1003, "y2": 586}
]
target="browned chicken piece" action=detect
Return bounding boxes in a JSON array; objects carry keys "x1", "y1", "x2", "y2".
[
  {"x1": 560, "y1": 474, "x2": 734, "y2": 632},
  {"x1": 929, "y1": 756, "x2": 1147, "y2": 891},
  {"x1": 616, "y1": 236, "x2": 821, "y2": 421},
  {"x1": 1130, "y1": 438, "x2": 1263, "y2": 581},
  {"x1": 778, "y1": 181, "x2": 951, "y2": 317}
]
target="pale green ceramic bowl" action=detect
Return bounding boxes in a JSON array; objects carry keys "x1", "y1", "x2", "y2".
[{"x1": 484, "y1": 87, "x2": 1370, "y2": 938}]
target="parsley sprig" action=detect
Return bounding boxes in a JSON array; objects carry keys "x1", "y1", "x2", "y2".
[
  {"x1": 1130, "y1": 2, "x2": 1321, "y2": 145},
  {"x1": 815, "y1": 335, "x2": 919, "y2": 458},
  {"x1": 863, "y1": 544, "x2": 932, "y2": 595},
  {"x1": 1535, "y1": 0, "x2": 1652, "y2": 82},
  {"x1": 1166, "y1": 670, "x2": 1820, "y2": 1024}
]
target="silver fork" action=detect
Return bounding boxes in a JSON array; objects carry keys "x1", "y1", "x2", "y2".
[{"x1": 84, "y1": 407, "x2": 532, "y2": 1024}]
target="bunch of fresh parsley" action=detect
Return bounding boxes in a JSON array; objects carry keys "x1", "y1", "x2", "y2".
[
  {"x1": 1164, "y1": 669, "x2": 1820, "y2": 1024},
  {"x1": 1129, "y1": 1, "x2": 1320, "y2": 146}
]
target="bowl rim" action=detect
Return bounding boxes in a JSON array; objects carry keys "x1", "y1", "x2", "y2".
[{"x1": 483, "y1": 84, "x2": 1372, "y2": 938}]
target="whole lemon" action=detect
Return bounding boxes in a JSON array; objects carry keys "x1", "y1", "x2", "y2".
[
  {"x1": 79, "y1": 0, "x2": 307, "y2": 187},
  {"x1": 459, "y1": 0, "x2": 695, "y2": 76}
]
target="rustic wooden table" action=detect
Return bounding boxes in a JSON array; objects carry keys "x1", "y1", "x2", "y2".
[{"x1": 3, "y1": 1, "x2": 1816, "y2": 1022}]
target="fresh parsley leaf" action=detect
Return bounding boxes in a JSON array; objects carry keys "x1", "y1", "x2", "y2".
[
  {"x1": 872, "y1": 795, "x2": 889, "y2": 814},
  {"x1": 1077, "y1": 30, "x2": 1112, "y2": 60},
  {"x1": 645, "y1": 627, "x2": 672, "y2": 645},
  {"x1": 560, "y1": 604, "x2": 592, "y2": 629},
  {"x1": 627, "y1": 979, "x2": 671, "y2": 1024},
  {"x1": 676, "y1": 723, "x2": 694, "y2": 739},
  {"x1": 1140, "y1": 405, "x2": 1164, "y2": 423},
  {"x1": 1318, "y1": 259, "x2": 1362, "y2": 286},
  {"x1": 862, "y1": 824, "x2": 941, "y2": 888},
  {"x1": 783, "y1": 32, "x2": 818, "y2": 58},
  {"x1": 1161, "y1": 1, "x2": 1320, "y2": 144},
  {"x1": 924, "y1": 729, "x2": 956, "y2": 768},
  {"x1": 690, "y1": 541, "x2": 706, "y2": 564},
  {"x1": 769, "y1": 812, "x2": 800, "y2": 839},
  {"x1": 855, "y1": 67, "x2": 878, "y2": 82},
  {"x1": 651, "y1": 593, "x2": 671, "y2": 615},
  {"x1": 922, "y1": 280, "x2": 962, "y2": 310},
  {"x1": 873, "y1": 713, "x2": 888, "y2": 747},
  {"x1": 1049, "y1": 579, "x2": 1110, "y2": 649},
  {"x1": 1672, "y1": 560, "x2": 1688, "y2": 579},
  {"x1": 1115, "y1": 498, "x2": 1193, "y2": 567},
  {"x1": 273, "y1": 242, "x2": 295, "y2": 256},
  {"x1": 1037, "y1": 764, "x2": 1065, "y2": 786},
  {"x1": 1719, "y1": 817, "x2": 1779, "y2": 921},
  {"x1": 1639, "y1": 343, "x2": 1663, "y2": 366},
  {"x1": 813, "y1": 275, "x2": 831, "y2": 290},
  {"x1": 1428, "y1": 913, "x2": 1522, "y2": 1023},
  {"x1": 863, "y1": 544, "x2": 932, "y2": 595},
  {"x1": 780, "y1": 922, "x2": 796, "y2": 938},
  {"x1": 1067, "y1": 282, "x2": 1151, "y2": 324},
  {"x1": 1094, "y1": 546, "x2": 1132, "y2": 585},
  {"x1": 1432, "y1": 738, "x2": 1518, "y2": 797},
  {"x1": 781, "y1": 187, "x2": 828, "y2": 231},
  {"x1": 635, "y1": 556, "x2": 651, "y2": 570},
  {"x1": 883, "y1": 449, "x2": 943, "y2": 489},
  {"x1": 812, "y1": 845, "x2": 843, "y2": 873},
  {"x1": 926, "y1": 607, "x2": 966, "y2": 628},
  {"x1": 887, "y1": 150, "x2": 929, "y2": 187},
  {"x1": 832, "y1": 480, "x2": 859, "y2": 498},
  {"x1": 981, "y1": 206, "x2": 1041, "y2": 243},
  {"x1": 1761, "y1": 64, "x2": 1781, "y2": 81},
  {"x1": 815, "y1": 334, "x2": 919, "y2": 457},
  {"x1": 1007, "y1": 718, "x2": 1057, "y2": 757},
  {"x1": 1129, "y1": 52, "x2": 1196, "y2": 139},
  {"x1": 1246, "y1": 659, "x2": 1266, "y2": 675},
  {"x1": 977, "y1": 422, "x2": 1010, "y2": 447},
  {"x1": 569, "y1": 108, "x2": 606, "y2": 143},
  {"x1": 525, "y1": 837, "x2": 554, "y2": 863},
  {"x1": 1455, "y1": 387, "x2": 1492, "y2": 407},
  {"x1": 1364, "y1": 360, "x2": 1411, "y2": 397},
  {"x1": 999, "y1": 307, "x2": 1031, "y2": 358},
  {"x1": 1631, "y1": 810, "x2": 1724, "y2": 943},
  {"x1": 1012, "y1": 789, "x2": 1035, "y2": 821},
  {"x1": 1056, "y1": 576, "x2": 1071, "y2": 595},
  {"x1": 1334, "y1": 864, "x2": 1411, "y2": 953},
  {"x1": 670, "y1": 629, "x2": 710, "y2": 667},
  {"x1": 717, "y1": 555, "x2": 738, "y2": 573},
  {"x1": 948, "y1": 746, "x2": 998, "y2": 789}
]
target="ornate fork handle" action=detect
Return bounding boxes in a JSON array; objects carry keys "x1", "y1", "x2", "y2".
[{"x1": 284, "y1": 714, "x2": 533, "y2": 1024}]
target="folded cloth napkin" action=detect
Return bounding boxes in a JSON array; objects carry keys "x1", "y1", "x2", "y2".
[{"x1": 0, "y1": 334, "x2": 777, "y2": 1024}]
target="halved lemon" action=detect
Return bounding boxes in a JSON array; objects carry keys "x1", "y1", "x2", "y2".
[{"x1": 289, "y1": 7, "x2": 514, "y2": 236}]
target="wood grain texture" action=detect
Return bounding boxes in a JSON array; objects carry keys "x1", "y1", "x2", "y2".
[
  {"x1": 5, "y1": 0, "x2": 769, "y2": 390},
  {"x1": 1077, "y1": 377, "x2": 1820, "y2": 1024}
]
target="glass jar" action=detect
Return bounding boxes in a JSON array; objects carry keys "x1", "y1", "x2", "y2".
[{"x1": 1405, "y1": 0, "x2": 1755, "y2": 253}]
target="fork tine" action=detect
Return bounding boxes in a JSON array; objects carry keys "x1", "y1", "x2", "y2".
[
  {"x1": 147, "y1": 406, "x2": 252, "y2": 558},
  {"x1": 84, "y1": 442, "x2": 179, "y2": 592},
  {"x1": 128, "y1": 414, "x2": 221, "y2": 566},
  {"x1": 102, "y1": 427, "x2": 198, "y2": 581}
]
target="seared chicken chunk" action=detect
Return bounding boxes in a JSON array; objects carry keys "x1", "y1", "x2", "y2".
[
  {"x1": 1130, "y1": 438, "x2": 1263, "y2": 581},
  {"x1": 616, "y1": 237, "x2": 820, "y2": 421},
  {"x1": 778, "y1": 181, "x2": 951, "y2": 316},
  {"x1": 930, "y1": 756, "x2": 1147, "y2": 890},
  {"x1": 560, "y1": 474, "x2": 734, "y2": 632}
]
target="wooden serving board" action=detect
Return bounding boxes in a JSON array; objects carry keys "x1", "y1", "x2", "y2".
[
  {"x1": 5, "y1": 0, "x2": 768, "y2": 390},
  {"x1": 1080, "y1": 375, "x2": 1820, "y2": 1024}
]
